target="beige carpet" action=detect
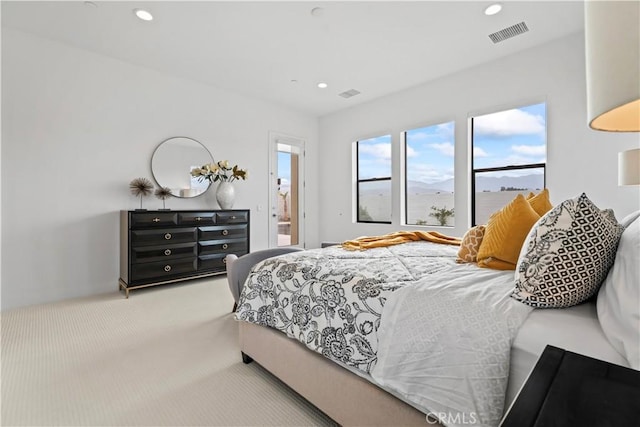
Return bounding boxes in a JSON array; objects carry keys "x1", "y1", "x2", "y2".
[{"x1": 1, "y1": 278, "x2": 337, "y2": 426}]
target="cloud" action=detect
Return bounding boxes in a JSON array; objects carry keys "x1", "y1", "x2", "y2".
[
  {"x1": 406, "y1": 145, "x2": 418, "y2": 158},
  {"x1": 407, "y1": 131, "x2": 429, "y2": 141},
  {"x1": 406, "y1": 121, "x2": 454, "y2": 142},
  {"x1": 359, "y1": 142, "x2": 391, "y2": 178},
  {"x1": 474, "y1": 109, "x2": 545, "y2": 137},
  {"x1": 428, "y1": 142, "x2": 455, "y2": 157},
  {"x1": 359, "y1": 143, "x2": 391, "y2": 160},
  {"x1": 406, "y1": 163, "x2": 453, "y2": 183},
  {"x1": 474, "y1": 147, "x2": 488, "y2": 157},
  {"x1": 492, "y1": 145, "x2": 546, "y2": 166},
  {"x1": 511, "y1": 144, "x2": 546, "y2": 156},
  {"x1": 488, "y1": 154, "x2": 547, "y2": 168},
  {"x1": 436, "y1": 122, "x2": 454, "y2": 134}
]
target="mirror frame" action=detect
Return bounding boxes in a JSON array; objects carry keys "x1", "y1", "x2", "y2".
[{"x1": 151, "y1": 136, "x2": 214, "y2": 198}]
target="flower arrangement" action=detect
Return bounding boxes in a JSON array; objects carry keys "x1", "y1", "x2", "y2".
[
  {"x1": 129, "y1": 177, "x2": 154, "y2": 210},
  {"x1": 154, "y1": 186, "x2": 173, "y2": 210},
  {"x1": 191, "y1": 160, "x2": 248, "y2": 183}
]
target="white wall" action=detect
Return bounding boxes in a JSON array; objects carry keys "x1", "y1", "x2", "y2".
[
  {"x1": 318, "y1": 33, "x2": 640, "y2": 242},
  {"x1": 1, "y1": 29, "x2": 319, "y2": 310},
  {"x1": 0, "y1": 7, "x2": 3, "y2": 311},
  {"x1": 3, "y1": 29, "x2": 639, "y2": 310}
]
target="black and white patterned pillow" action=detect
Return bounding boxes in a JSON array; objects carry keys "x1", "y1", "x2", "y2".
[{"x1": 512, "y1": 193, "x2": 624, "y2": 308}]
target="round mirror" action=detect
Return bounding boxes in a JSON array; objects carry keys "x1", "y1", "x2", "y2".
[{"x1": 151, "y1": 137, "x2": 213, "y2": 198}]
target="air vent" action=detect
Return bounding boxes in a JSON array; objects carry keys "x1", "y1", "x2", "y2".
[
  {"x1": 488, "y1": 21, "x2": 529, "y2": 43},
  {"x1": 338, "y1": 89, "x2": 361, "y2": 99}
]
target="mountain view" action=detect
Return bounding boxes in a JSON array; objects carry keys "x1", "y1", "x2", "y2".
[
  {"x1": 360, "y1": 174, "x2": 543, "y2": 196},
  {"x1": 359, "y1": 174, "x2": 545, "y2": 225}
]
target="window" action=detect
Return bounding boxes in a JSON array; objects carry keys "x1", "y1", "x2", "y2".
[
  {"x1": 356, "y1": 135, "x2": 392, "y2": 223},
  {"x1": 404, "y1": 121, "x2": 455, "y2": 227},
  {"x1": 471, "y1": 102, "x2": 547, "y2": 225}
]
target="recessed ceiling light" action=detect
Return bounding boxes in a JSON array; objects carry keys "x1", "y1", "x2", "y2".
[
  {"x1": 317, "y1": 82, "x2": 328, "y2": 89},
  {"x1": 84, "y1": 1, "x2": 98, "y2": 8},
  {"x1": 484, "y1": 3, "x2": 502, "y2": 16},
  {"x1": 134, "y1": 8, "x2": 153, "y2": 21},
  {"x1": 311, "y1": 7, "x2": 324, "y2": 17}
]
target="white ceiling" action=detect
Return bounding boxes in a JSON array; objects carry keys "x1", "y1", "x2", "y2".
[{"x1": 2, "y1": 1, "x2": 585, "y2": 117}]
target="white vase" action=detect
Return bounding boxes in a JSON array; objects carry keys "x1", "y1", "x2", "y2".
[{"x1": 216, "y1": 181, "x2": 235, "y2": 209}]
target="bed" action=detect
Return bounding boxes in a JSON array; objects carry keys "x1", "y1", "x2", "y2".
[{"x1": 231, "y1": 204, "x2": 640, "y2": 427}]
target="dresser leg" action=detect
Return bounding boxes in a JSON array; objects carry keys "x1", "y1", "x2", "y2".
[
  {"x1": 241, "y1": 352, "x2": 253, "y2": 364},
  {"x1": 119, "y1": 281, "x2": 130, "y2": 299},
  {"x1": 232, "y1": 302, "x2": 237, "y2": 312}
]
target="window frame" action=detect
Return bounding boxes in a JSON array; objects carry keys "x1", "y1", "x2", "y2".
[
  {"x1": 356, "y1": 138, "x2": 392, "y2": 224},
  {"x1": 402, "y1": 121, "x2": 456, "y2": 227},
  {"x1": 470, "y1": 103, "x2": 547, "y2": 226}
]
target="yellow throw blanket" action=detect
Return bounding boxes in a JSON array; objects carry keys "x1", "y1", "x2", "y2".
[{"x1": 341, "y1": 230, "x2": 462, "y2": 251}]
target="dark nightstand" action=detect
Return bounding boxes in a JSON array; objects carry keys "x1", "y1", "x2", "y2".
[{"x1": 501, "y1": 345, "x2": 640, "y2": 427}]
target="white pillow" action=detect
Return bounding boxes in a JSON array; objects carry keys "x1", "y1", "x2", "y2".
[
  {"x1": 620, "y1": 210, "x2": 640, "y2": 228},
  {"x1": 597, "y1": 217, "x2": 640, "y2": 370}
]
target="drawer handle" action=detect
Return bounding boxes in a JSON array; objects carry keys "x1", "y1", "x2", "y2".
[
  {"x1": 222, "y1": 243, "x2": 228, "y2": 250},
  {"x1": 164, "y1": 265, "x2": 172, "y2": 272},
  {"x1": 195, "y1": 217, "x2": 202, "y2": 221},
  {"x1": 230, "y1": 215, "x2": 236, "y2": 220},
  {"x1": 164, "y1": 233, "x2": 172, "y2": 240},
  {"x1": 222, "y1": 258, "x2": 227, "y2": 264},
  {"x1": 222, "y1": 230, "x2": 229, "y2": 236},
  {"x1": 153, "y1": 218, "x2": 160, "y2": 223},
  {"x1": 164, "y1": 249, "x2": 172, "y2": 256}
]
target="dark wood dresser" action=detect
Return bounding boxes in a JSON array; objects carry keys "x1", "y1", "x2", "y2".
[{"x1": 119, "y1": 209, "x2": 250, "y2": 297}]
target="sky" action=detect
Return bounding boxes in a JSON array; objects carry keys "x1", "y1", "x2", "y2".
[
  {"x1": 473, "y1": 102, "x2": 546, "y2": 173},
  {"x1": 358, "y1": 134, "x2": 393, "y2": 180},
  {"x1": 405, "y1": 121, "x2": 455, "y2": 184},
  {"x1": 358, "y1": 102, "x2": 546, "y2": 183},
  {"x1": 278, "y1": 151, "x2": 291, "y2": 190}
]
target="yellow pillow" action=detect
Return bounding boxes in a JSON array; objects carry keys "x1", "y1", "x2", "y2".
[
  {"x1": 527, "y1": 188, "x2": 553, "y2": 217},
  {"x1": 477, "y1": 194, "x2": 541, "y2": 270},
  {"x1": 456, "y1": 225, "x2": 486, "y2": 263},
  {"x1": 477, "y1": 257, "x2": 518, "y2": 271}
]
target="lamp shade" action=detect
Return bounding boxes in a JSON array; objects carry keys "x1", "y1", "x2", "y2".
[
  {"x1": 619, "y1": 149, "x2": 640, "y2": 186},
  {"x1": 585, "y1": 1, "x2": 640, "y2": 132}
]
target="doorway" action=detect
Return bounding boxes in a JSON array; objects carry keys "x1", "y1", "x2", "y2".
[{"x1": 269, "y1": 133, "x2": 305, "y2": 248}]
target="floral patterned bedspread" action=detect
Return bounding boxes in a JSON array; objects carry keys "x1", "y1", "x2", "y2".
[{"x1": 235, "y1": 241, "x2": 459, "y2": 374}]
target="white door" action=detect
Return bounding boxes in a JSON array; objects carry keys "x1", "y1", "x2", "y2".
[{"x1": 269, "y1": 133, "x2": 305, "y2": 248}]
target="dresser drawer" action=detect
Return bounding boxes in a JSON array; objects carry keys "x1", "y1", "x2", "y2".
[
  {"x1": 130, "y1": 212, "x2": 178, "y2": 228},
  {"x1": 130, "y1": 257, "x2": 198, "y2": 282},
  {"x1": 216, "y1": 211, "x2": 248, "y2": 224},
  {"x1": 131, "y1": 243, "x2": 197, "y2": 264},
  {"x1": 199, "y1": 240, "x2": 248, "y2": 257},
  {"x1": 198, "y1": 254, "x2": 228, "y2": 272},
  {"x1": 178, "y1": 212, "x2": 216, "y2": 226},
  {"x1": 199, "y1": 224, "x2": 247, "y2": 241},
  {"x1": 131, "y1": 228, "x2": 197, "y2": 247}
]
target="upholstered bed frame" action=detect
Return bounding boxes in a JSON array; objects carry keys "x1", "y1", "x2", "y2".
[
  {"x1": 239, "y1": 321, "x2": 432, "y2": 426},
  {"x1": 228, "y1": 248, "x2": 437, "y2": 426}
]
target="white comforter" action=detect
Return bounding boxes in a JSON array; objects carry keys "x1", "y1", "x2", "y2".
[
  {"x1": 372, "y1": 265, "x2": 533, "y2": 427},
  {"x1": 236, "y1": 242, "x2": 533, "y2": 427}
]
